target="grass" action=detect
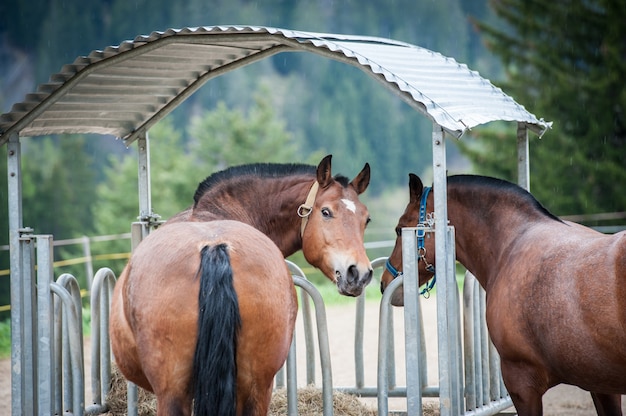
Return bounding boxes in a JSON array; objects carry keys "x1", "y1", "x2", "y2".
[{"x1": 0, "y1": 319, "x2": 9, "y2": 359}]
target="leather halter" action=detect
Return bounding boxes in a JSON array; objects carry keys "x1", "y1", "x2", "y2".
[
  {"x1": 297, "y1": 181, "x2": 319, "y2": 237},
  {"x1": 385, "y1": 186, "x2": 436, "y2": 297}
]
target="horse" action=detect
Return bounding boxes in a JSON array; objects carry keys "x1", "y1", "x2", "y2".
[
  {"x1": 381, "y1": 173, "x2": 626, "y2": 416},
  {"x1": 166, "y1": 154, "x2": 373, "y2": 296},
  {"x1": 110, "y1": 155, "x2": 373, "y2": 414},
  {"x1": 110, "y1": 220, "x2": 298, "y2": 415}
]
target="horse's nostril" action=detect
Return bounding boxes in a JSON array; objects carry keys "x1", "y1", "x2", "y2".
[
  {"x1": 380, "y1": 280, "x2": 385, "y2": 294},
  {"x1": 347, "y1": 265, "x2": 359, "y2": 283}
]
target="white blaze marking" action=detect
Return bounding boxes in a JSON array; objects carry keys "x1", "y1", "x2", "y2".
[{"x1": 341, "y1": 199, "x2": 356, "y2": 213}]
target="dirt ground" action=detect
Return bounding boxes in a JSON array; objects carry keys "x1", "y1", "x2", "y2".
[{"x1": 1, "y1": 296, "x2": 624, "y2": 415}]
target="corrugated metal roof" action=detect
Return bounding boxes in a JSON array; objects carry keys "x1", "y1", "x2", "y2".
[{"x1": 0, "y1": 25, "x2": 550, "y2": 146}]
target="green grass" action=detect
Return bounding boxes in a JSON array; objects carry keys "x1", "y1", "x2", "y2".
[{"x1": 0, "y1": 319, "x2": 10, "y2": 359}]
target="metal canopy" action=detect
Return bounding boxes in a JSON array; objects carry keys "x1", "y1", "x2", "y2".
[{"x1": 0, "y1": 25, "x2": 549, "y2": 146}]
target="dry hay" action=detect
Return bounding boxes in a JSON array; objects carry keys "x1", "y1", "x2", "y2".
[
  {"x1": 269, "y1": 386, "x2": 377, "y2": 415},
  {"x1": 105, "y1": 364, "x2": 440, "y2": 415},
  {"x1": 103, "y1": 363, "x2": 156, "y2": 416}
]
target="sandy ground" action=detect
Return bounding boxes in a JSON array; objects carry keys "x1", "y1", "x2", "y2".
[{"x1": 1, "y1": 295, "x2": 625, "y2": 415}]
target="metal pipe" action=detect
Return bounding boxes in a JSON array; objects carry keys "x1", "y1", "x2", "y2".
[{"x1": 292, "y1": 276, "x2": 334, "y2": 416}]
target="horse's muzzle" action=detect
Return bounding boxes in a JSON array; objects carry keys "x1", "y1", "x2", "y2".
[{"x1": 336, "y1": 265, "x2": 373, "y2": 296}]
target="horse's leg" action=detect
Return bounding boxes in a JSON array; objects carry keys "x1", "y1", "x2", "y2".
[
  {"x1": 590, "y1": 392, "x2": 622, "y2": 416},
  {"x1": 156, "y1": 393, "x2": 192, "y2": 416},
  {"x1": 235, "y1": 382, "x2": 273, "y2": 416},
  {"x1": 500, "y1": 361, "x2": 546, "y2": 416}
]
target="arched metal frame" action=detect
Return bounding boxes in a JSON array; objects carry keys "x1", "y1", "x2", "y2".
[{"x1": 1, "y1": 25, "x2": 548, "y2": 416}]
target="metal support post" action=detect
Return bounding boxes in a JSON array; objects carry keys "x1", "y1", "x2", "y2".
[
  {"x1": 432, "y1": 123, "x2": 463, "y2": 416},
  {"x1": 136, "y1": 133, "x2": 161, "y2": 235},
  {"x1": 36, "y1": 235, "x2": 55, "y2": 415},
  {"x1": 137, "y1": 133, "x2": 152, "y2": 221},
  {"x1": 7, "y1": 132, "x2": 28, "y2": 416},
  {"x1": 517, "y1": 123, "x2": 530, "y2": 191},
  {"x1": 402, "y1": 227, "x2": 423, "y2": 416},
  {"x1": 14, "y1": 229, "x2": 36, "y2": 416}
]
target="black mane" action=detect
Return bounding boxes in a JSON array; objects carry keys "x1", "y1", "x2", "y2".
[
  {"x1": 448, "y1": 175, "x2": 562, "y2": 223},
  {"x1": 193, "y1": 162, "x2": 350, "y2": 205}
]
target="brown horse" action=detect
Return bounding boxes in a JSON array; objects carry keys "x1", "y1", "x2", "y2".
[
  {"x1": 110, "y1": 155, "x2": 373, "y2": 414},
  {"x1": 110, "y1": 220, "x2": 298, "y2": 415},
  {"x1": 166, "y1": 154, "x2": 373, "y2": 296},
  {"x1": 381, "y1": 173, "x2": 626, "y2": 416}
]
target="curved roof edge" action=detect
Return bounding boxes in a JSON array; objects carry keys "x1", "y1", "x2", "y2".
[{"x1": 0, "y1": 25, "x2": 551, "y2": 146}]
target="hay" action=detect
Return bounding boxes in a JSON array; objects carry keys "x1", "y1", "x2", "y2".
[
  {"x1": 269, "y1": 387, "x2": 441, "y2": 415},
  {"x1": 105, "y1": 363, "x2": 440, "y2": 415},
  {"x1": 103, "y1": 363, "x2": 156, "y2": 416},
  {"x1": 269, "y1": 386, "x2": 377, "y2": 415}
]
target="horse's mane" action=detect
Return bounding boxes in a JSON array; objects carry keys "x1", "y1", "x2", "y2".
[
  {"x1": 448, "y1": 175, "x2": 562, "y2": 223},
  {"x1": 193, "y1": 162, "x2": 350, "y2": 205}
]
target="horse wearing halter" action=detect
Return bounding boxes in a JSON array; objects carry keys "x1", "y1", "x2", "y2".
[
  {"x1": 385, "y1": 186, "x2": 436, "y2": 297},
  {"x1": 297, "y1": 180, "x2": 319, "y2": 237}
]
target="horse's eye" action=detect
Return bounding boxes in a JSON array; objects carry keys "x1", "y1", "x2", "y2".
[
  {"x1": 321, "y1": 208, "x2": 332, "y2": 218},
  {"x1": 395, "y1": 227, "x2": 401, "y2": 237}
]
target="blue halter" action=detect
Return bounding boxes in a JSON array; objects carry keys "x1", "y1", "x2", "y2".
[{"x1": 385, "y1": 186, "x2": 436, "y2": 297}]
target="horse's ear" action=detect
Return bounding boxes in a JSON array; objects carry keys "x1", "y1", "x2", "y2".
[
  {"x1": 408, "y1": 173, "x2": 423, "y2": 204},
  {"x1": 350, "y1": 163, "x2": 370, "y2": 195},
  {"x1": 316, "y1": 154, "x2": 333, "y2": 188}
]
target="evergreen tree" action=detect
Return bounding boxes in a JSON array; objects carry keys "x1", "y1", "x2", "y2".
[{"x1": 463, "y1": 0, "x2": 626, "y2": 217}]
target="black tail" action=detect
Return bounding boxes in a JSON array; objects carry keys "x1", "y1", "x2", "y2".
[{"x1": 192, "y1": 244, "x2": 241, "y2": 416}]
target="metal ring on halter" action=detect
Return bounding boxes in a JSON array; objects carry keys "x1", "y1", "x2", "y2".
[
  {"x1": 297, "y1": 204, "x2": 312, "y2": 218},
  {"x1": 299, "y1": 181, "x2": 319, "y2": 237}
]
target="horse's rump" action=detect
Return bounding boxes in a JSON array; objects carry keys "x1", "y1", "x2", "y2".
[{"x1": 110, "y1": 220, "x2": 297, "y2": 415}]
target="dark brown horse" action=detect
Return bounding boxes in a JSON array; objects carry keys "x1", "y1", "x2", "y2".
[
  {"x1": 110, "y1": 220, "x2": 297, "y2": 415},
  {"x1": 381, "y1": 173, "x2": 626, "y2": 416},
  {"x1": 167, "y1": 154, "x2": 373, "y2": 296}
]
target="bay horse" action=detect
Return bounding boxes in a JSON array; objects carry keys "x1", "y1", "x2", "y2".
[
  {"x1": 381, "y1": 173, "x2": 626, "y2": 416},
  {"x1": 167, "y1": 154, "x2": 373, "y2": 296},
  {"x1": 110, "y1": 220, "x2": 298, "y2": 415},
  {"x1": 110, "y1": 155, "x2": 373, "y2": 414}
]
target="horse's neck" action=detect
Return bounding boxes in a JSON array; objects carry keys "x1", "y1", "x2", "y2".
[
  {"x1": 448, "y1": 187, "x2": 531, "y2": 288},
  {"x1": 191, "y1": 176, "x2": 313, "y2": 257}
]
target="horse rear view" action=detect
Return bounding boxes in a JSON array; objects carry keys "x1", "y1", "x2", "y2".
[{"x1": 110, "y1": 220, "x2": 297, "y2": 416}]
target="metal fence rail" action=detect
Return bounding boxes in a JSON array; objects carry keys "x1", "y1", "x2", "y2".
[
  {"x1": 463, "y1": 271, "x2": 513, "y2": 415},
  {"x1": 14, "y1": 233, "x2": 513, "y2": 416}
]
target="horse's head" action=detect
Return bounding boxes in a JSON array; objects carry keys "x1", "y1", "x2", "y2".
[
  {"x1": 300, "y1": 155, "x2": 373, "y2": 297},
  {"x1": 381, "y1": 173, "x2": 436, "y2": 306}
]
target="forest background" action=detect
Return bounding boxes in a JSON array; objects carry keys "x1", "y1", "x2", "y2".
[{"x1": 0, "y1": 0, "x2": 624, "y2": 323}]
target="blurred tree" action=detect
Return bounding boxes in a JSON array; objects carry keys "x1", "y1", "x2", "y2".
[
  {"x1": 21, "y1": 136, "x2": 97, "y2": 238},
  {"x1": 188, "y1": 85, "x2": 308, "y2": 170},
  {"x1": 91, "y1": 90, "x2": 306, "y2": 273},
  {"x1": 462, "y1": 0, "x2": 626, "y2": 216}
]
